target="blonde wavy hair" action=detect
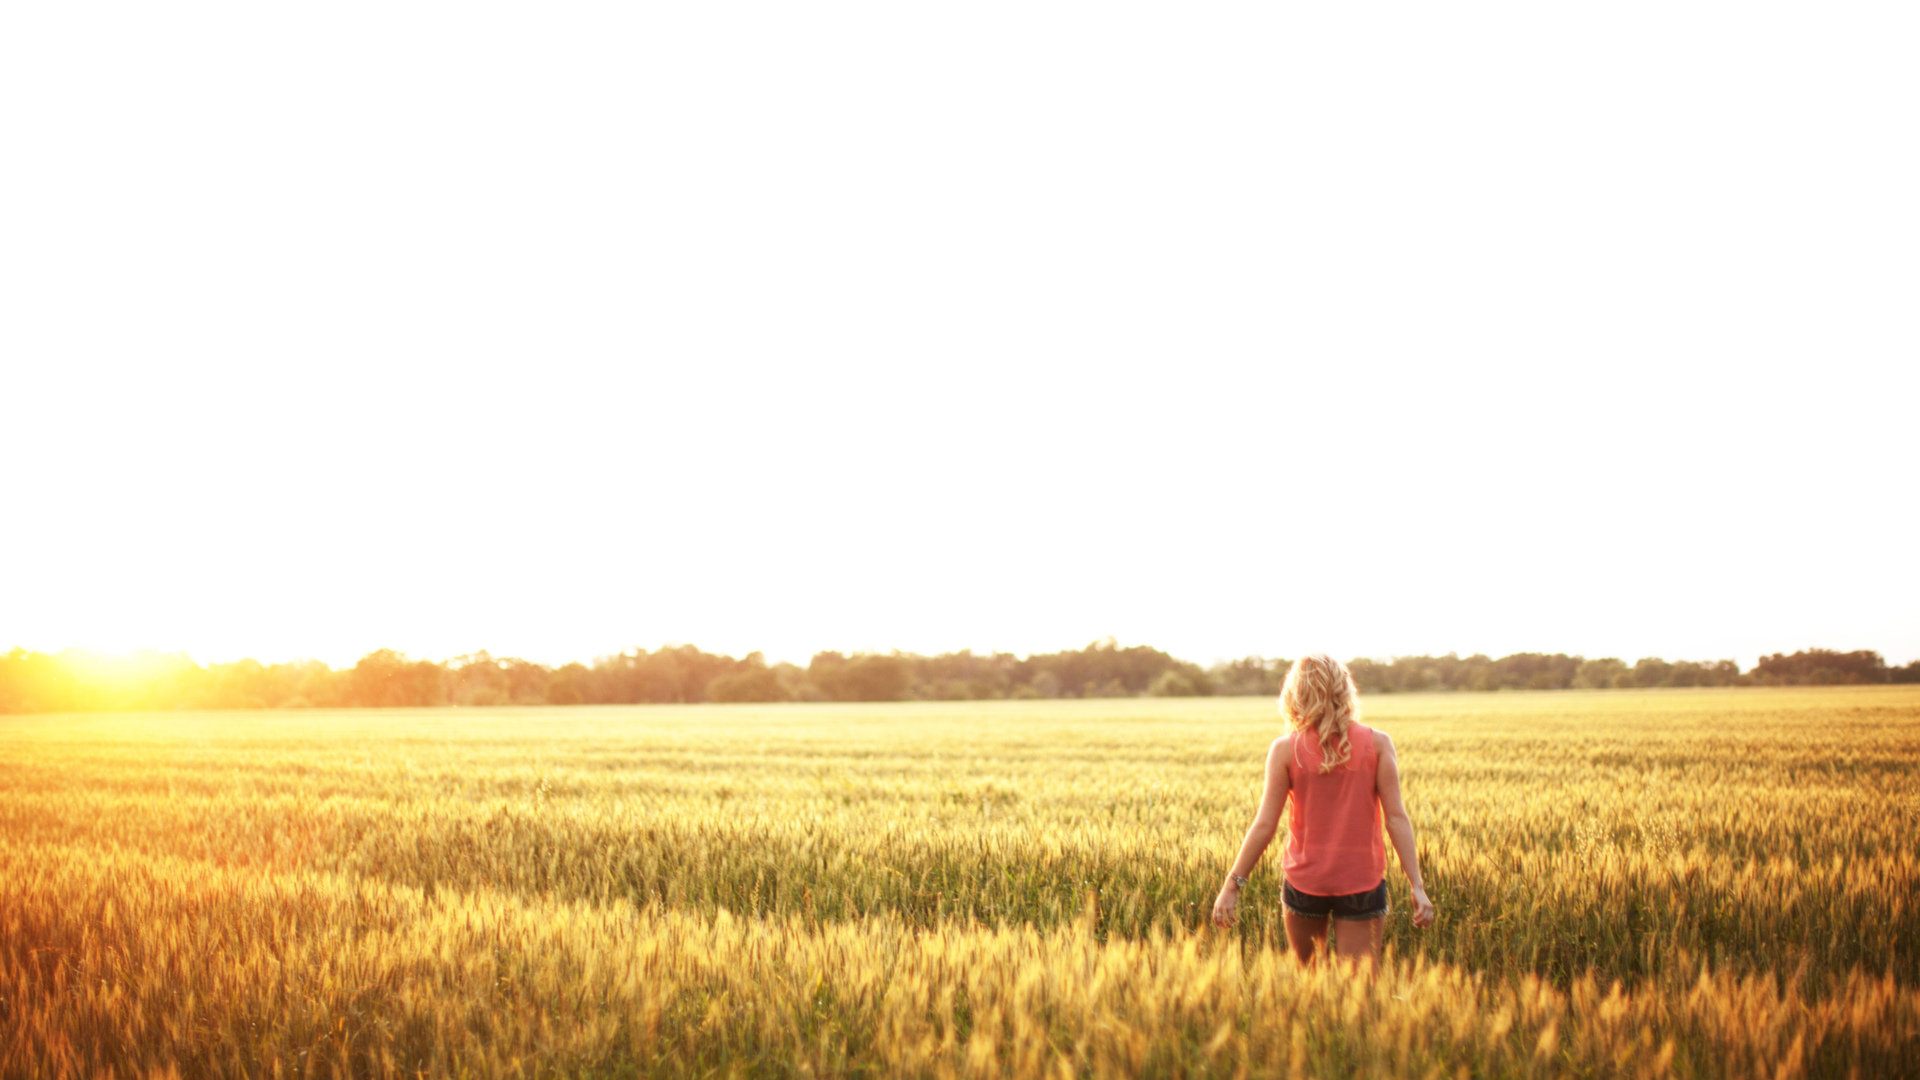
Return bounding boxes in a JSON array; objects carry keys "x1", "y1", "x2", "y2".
[{"x1": 1279, "y1": 653, "x2": 1362, "y2": 773}]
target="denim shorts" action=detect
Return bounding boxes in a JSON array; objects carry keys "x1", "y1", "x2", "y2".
[{"x1": 1283, "y1": 879, "x2": 1389, "y2": 921}]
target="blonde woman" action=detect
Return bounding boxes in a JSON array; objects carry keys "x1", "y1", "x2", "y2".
[{"x1": 1210, "y1": 653, "x2": 1435, "y2": 964}]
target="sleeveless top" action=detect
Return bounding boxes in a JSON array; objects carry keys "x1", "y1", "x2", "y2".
[{"x1": 1282, "y1": 721, "x2": 1386, "y2": 896}]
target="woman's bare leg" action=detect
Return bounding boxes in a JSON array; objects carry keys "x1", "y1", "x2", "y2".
[
  {"x1": 1332, "y1": 916, "x2": 1383, "y2": 969},
  {"x1": 1283, "y1": 911, "x2": 1328, "y2": 964}
]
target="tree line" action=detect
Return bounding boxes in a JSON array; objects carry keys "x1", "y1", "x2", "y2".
[
  {"x1": 1345, "y1": 649, "x2": 1918, "y2": 693},
  {"x1": 0, "y1": 642, "x2": 1913, "y2": 714}
]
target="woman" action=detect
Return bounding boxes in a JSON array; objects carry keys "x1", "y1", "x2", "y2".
[{"x1": 1210, "y1": 653, "x2": 1435, "y2": 964}]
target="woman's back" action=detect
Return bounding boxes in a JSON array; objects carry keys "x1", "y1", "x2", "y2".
[
  {"x1": 1213, "y1": 652, "x2": 1433, "y2": 956},
  {"x1": 1283, "y1": 724, "x2": 1386, "y2": 896}
]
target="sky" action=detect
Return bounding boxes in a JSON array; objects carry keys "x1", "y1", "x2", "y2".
[{"x1": 2, "y1": 3, "x2": 1915, "y2": 671}]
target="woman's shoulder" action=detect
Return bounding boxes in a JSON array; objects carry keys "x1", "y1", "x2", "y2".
[
  {"x1": 1266, "y1": 732, "x2": 1298, "y2": 769},
  {"x1": 1367, "y1": 726, "x2": 1395, "y2": 755}
]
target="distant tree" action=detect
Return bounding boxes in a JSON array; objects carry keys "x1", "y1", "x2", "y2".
[
  {"x1": 913, "y1": 649, "x2": 1019, "y2": 700},
  {"x1": 808, "y1": 652, "x2": 910, "y2": 702},
  {"x1": 283, "y1": 659, "x2": 348, "y2": 707},
  {"x1": 1629, "y1": 658, "x2": 1674, "y2": 689},
  {"x1": 1374, "y1": 653, "x2": 1491, "y2": 692},
  {"x1": 1891, "y1": 661, "x2": 1920, "y2": 685},
  {"x1": 447, "y1": 652, "x2": 511, "y2": 706},
  {"x1": 1489, "y1": 653, "x2": 1581, "y2": 690},
  {"x1": 707, "y1": 666, "x2": 789, "y2": 703},
  {"x1": 1571, "y1": 658, "x2": 1628, "y2": 689},
  {"x1": 1358, "y1": 653, "x2": 1597, "y2": 692},
  {"x1": 1345, "y1": 658, "x2": 1384, "y2": 693},
  {"x1": 807, "y1": 652, "x2": 849, "y2": 698},
  {"x1": 1018, "y1": 639, "x2": 1186, "y2": 698},
  {"x1": 199, "y1": 657, "x2": 279, "y2": 709},
  {"x1": 349, "y1": 649, "x2": 446, "y2": 707},
  {"x1": 845, "y1": 654, "x2": 909, "y2": 701},
  {"x1": 1752, "y1": 649, "x2": 1888, "y2": 686},
  {"x1": 498, "y1": 658, "x2": 551, "y2": 704},
  {"x1": 1208, "y1": 656, "x2": 1288, "y2": 696},
  {"x1": 546, "y1": 663, "x2": 588, "y2": 705},
  {"x1": 587, "y1": 645, "x2": 742, "y2": 703},
  {"x1": 703, "y1": 653, "x2": 788, "y2": 703},
  {"x1": 1149, "y1": 669, "x2": 1206, "y2": 697},
  {"x1": 918, "y1": 679, "x2": 976, "y2": 701},
  {"x1": 1462, "y1": 656, "x2": 1500, "y2": 692},
  {"x1": 770, "y1": 662, "x2": 819, "y2": 701},
  {"x1": 1664, "y1": 659, "x2": 1741, "y2": 688},
  {"x1": 0, "y1": 648, "x2": 70, "y2": 714}
]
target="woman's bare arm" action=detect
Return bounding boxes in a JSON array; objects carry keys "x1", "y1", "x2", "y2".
[
  {"x1": 1211, "y1": 736, "x2": 1290, "y2": 927},
  {"x1": 1374, "y1": 729, "x2": 1435, "y2": 927}
]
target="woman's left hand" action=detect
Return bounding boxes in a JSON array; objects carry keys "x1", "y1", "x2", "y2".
[{"x1": 1211, "y1": 885, "x2": 1240, "y2": 928}]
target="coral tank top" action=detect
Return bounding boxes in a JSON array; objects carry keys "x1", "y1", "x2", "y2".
[{"x1": 1282, "y1": 722, "x2": 1386, "y2": 897}]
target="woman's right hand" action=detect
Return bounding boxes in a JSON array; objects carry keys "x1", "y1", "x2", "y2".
[{"x1": 1410, "y1": 886, "x2": 1435, "y2": 928}]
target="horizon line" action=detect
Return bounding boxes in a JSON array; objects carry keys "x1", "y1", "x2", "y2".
[{"x1": 6, "y1": 640, "x2": 1911, "y2": 673}]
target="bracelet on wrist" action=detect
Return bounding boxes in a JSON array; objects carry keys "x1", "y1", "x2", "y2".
[{"x1": 1230, "y1": 873, "x2": 1250, "y2": 890}]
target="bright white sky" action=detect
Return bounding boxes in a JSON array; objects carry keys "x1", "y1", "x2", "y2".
[{"x1": 2, "y1": 4, "x2": 1915, "y2": 672}]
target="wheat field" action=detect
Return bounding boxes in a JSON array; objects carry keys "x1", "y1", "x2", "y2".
[{"x1": 3, "y1": 687, "x2": 1916, "y2": 1078}]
